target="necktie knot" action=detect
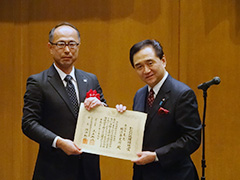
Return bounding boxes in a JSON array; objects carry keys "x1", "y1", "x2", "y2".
[
  {"x1": 64, "y1": 75, "x2": 72, "y2": 82},
  {"x1": 147, "y1": 89, "x2": 155, "y2": 108}
]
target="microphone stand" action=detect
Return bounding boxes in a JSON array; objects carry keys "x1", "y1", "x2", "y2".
[
  {"x1": 198, "y1": 76, "x2": 220, "y2": 180},
  {"x1": 200, "y1": 89, "x2": 207, "y2": 180}
]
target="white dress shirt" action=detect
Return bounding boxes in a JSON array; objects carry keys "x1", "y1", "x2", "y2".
[{"x1": 148, "y1": 71, "x2": 168, "y2": 97}]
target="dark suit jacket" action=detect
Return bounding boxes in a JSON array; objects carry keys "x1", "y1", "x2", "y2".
[
  {"x1": 132, "y1": 75, "x2": 201, "y2": 180},
  {"x1": 22, "y1": 64, "x2": 106, "y2": 180}
]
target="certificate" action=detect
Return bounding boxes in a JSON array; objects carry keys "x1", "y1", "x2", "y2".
[{"x1": 74, "y1": 103, "x2": 147, "y2": 161}]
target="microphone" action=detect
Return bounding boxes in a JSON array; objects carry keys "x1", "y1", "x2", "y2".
[{"x1": 198, "y1": 77, "x2": 221, "y2": 90}]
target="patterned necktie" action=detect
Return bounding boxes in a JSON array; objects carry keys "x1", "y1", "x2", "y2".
[
  {"x1": 64, "y1": 75, "x2": 79, "y2": 118},
  {"x1": 147, "y1": 89, "x2": 155, "y2": 108}
]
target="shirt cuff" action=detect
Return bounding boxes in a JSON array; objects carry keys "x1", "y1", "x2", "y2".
[
  {"x1": 102, "y1": 102, "x2": 108, "y2": 107},
  {"x1": 155, "y1": 152, "x2": 159, "y2": 161},
  {"x1": 52, "y1": 136, "x2": 60, "y2": 148}
]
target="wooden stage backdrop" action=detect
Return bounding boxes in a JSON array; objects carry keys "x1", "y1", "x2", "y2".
[{"x1": 0, "y1": 0, "x2": 239, "y2": 179}]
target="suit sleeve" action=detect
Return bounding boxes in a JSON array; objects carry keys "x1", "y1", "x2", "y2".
[
  {"x1": 22, "y1": 76, "x2": 57, "y2": 147},
  {"x1": 96, "y1": 79, "x2": 106, "y2": 104},
  {"x1": 155, "y1": 89, "x2": 202, "y2": 167}
]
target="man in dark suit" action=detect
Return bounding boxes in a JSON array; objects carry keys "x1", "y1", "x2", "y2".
[
  {"x1": 22, "y1": 22, "x2": 106, "y2": 180},
  {"x1": 129, "y1": 39, "x2": 202, "y2": 180}
]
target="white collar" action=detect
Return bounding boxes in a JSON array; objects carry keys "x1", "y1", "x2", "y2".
[
  {"x1": 53, "y1": 63, "x2": 76, "y2": 82},
  {"x1": 148, "y1": 71, "x2": 168, "y2": 95}
]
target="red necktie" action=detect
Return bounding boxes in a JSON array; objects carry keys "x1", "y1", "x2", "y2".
[{"x1": 147, "y1": 89, "x2": 155, "y2": 108}]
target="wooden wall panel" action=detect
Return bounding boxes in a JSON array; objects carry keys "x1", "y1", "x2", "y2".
[
  {"x1": 3, "y1": 0, "x2": 239, "y2": 180},
  {"x1": 0, "y1": 1, "x2": 180, "y2": 179},
  {"x1": 180, "y1": 0, "x2": 240, "y2": 179},
  {"x1": 0, "y1": 22, "x2": 16, "y2": 180}
]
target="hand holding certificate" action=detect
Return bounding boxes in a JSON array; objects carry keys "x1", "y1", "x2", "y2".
[{"x1": 74, "y1": 103, "x2": 147, "y2": 161}]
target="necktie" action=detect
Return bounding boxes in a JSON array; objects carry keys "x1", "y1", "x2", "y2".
[
  {"x1": 64, "y1": 75, "x2": 79, "y2": 118},
  {"x1": 147, "y1": 89, "x2": 155, "y2": 108}
]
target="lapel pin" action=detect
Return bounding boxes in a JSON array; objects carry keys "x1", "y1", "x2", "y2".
[
  {"x1": 159, "y1": 98, "x2": 165, "y2": 106},
  {"x1": 83, "y1": 79, "x2": 87, "y2": 83}
]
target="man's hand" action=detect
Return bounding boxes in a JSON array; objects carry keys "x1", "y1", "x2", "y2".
[
  {"x1": 132, "y1": 151, "x2": 157, "y2": 165},
  {"x1": 115, "y1": 104, "x2": 127, "y2": 113},
  {"x1": 84, "y1": 97, "x2": 104, "y2": 111},
  {"x1": 56, "y1": 138, "x2": 82, "y2": 155}
]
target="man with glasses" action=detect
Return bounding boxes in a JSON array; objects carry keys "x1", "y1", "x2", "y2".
[{"x1": 22, "y1": 22, "x2": 106, "y2": 180}]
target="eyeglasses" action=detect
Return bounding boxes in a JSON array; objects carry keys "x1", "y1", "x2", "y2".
[{"x1": 49, "y1": 41, "x2": 79, "y2": 49}]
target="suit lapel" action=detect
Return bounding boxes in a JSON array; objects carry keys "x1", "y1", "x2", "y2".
[
  {"x1": 134, "y1": 86, "x2": 148, "y2": 112},
  {"x1": 47, "y1": 65, "x2": 76, "y2": 118},
  {"x1": 75, "y1": 69, "x2": 88, "y2": 102}
]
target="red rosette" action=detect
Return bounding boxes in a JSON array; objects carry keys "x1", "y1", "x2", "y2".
[{"x1": 86, "y1": 89, "x2": 100, "y2": 100}]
